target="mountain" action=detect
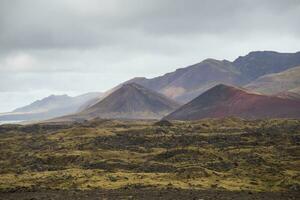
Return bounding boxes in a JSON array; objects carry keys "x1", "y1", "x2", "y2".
[
  {"x1": 0, "y1": 92, "x2": 102, "y2": 121},
  {"x1": 245, "y1": 66, "x2": 300, "y2": 97},
  {"x1": 164, "y1": 84, "x2": 300, "y2": 120},
  {"x1": 233, "y1": 51, "x2": 300, "y2": 83},
  {"x1": 109, "y1": 51, "x2": 300, "y2": 104},
  {"x1": 113, "y1": 59, "x2": 242, "y2": 103},
  {"x1": 76, "y1": 83, "x2": 180, "y2": 120},
  {"x1": 12, "y1": 94, "x2": 73, "y2": 113}
]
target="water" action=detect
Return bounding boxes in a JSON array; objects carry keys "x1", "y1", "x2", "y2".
[{"x1": 0, "y1": 120, "x2": 24, "y2": 125}]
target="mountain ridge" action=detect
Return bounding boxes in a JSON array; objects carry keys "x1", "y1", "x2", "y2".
[
  {"x1": 110, "y1": 51, "x2": 300, "y2": 103},
  {"x1": 233, "y1": 51, "x2": 300, "y2": 83}
]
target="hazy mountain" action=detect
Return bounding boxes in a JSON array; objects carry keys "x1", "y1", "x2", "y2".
[
  {"x1": 165, "y1": 84, "x2": 300, "y2": 120},
  {"x1": 116, "y1": 59, "x2": 242, "y2": 103},
  {"x1": 245, "y1": 66, "x2": 300, "y2": 96},
  {"x1": 0, "y1": 92, "x2": 102, "y2": 121},
  {"x1": 233, "y1": 51, "x2": 300, "y2": 83},
  {"x1": 77, "y1": 83, "x2": 180, "y2": 120},
  {"x1": 13, "y1": 94, "x2": 73, "y2": 113}
]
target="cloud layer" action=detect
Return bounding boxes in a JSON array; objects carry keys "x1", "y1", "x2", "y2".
[{"x1": 0, "y1": 0, "x2": 300, "y2": 111}]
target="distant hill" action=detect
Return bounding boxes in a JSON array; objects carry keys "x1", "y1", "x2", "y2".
[
  {"x1": 165, "y1": 84, "x2": 300, "y2": 120},
  {"x1": 77, "y1": 83, "x2": 180, "y2": 120},
  {"x1": 233, "y1": 51, "x2": 300, "y2": 83},
  {"x1": 245, "y1": 66, "x2": 300, "y2": 97},
  {"x1": 0, "y1": 92, "x2": 102, "y2": 121}
]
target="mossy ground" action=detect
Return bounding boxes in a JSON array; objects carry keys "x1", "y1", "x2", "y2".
[{"x1": 0, "y1": 118, "x2": 299, "y2": 194}]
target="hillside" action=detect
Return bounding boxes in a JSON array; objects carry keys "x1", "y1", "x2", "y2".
[
  {"x1": 78, "y1": 83, "x2": 180, "y2": 119},
  {"x1": 245, "y1": 66, "x2": 300, "y2": 96},
  {"x1": 165, "y1": 84, "x2": 300, "y2": 120}
]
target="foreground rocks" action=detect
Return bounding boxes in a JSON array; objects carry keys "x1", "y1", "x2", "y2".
[{"x1": 0, "y1": 189, "x2": 299, "y2": 200}]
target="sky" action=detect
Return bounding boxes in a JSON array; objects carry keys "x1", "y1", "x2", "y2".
[{"x1": 0, "y1": 0, "x2": 300, "y2": 112}]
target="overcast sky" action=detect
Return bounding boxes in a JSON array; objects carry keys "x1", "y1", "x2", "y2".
[{"x1": 0, "y1": 0, "x2": 300, "y2": 112}]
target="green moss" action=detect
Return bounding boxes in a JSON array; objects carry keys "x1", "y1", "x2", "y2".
[{"x1": 0, "y1": 118, "x2": 299, "y2": 192}]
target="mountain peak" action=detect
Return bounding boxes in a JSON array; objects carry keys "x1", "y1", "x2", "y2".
[
  {"x1": 201, "y1": 83, "x2": 248, "y2": 97},
  {"x1": 165, "y1": 84, "x2": 300, "y2": 120},
  {"x1": 125, "y1": 77, "x2": 148, "y2": 83},
  {"x1": 46, "y1": 94, "x2": 70, "y2": 99},
  {"x1": 80, "y1": 83, "x2": 180, "y2": 119},
  {"x1": 122, "y1": 82, "x2": 143, "y2": 89},
  {"x1": 210, "y1": 83, "x2": 238, "y2": 90}
]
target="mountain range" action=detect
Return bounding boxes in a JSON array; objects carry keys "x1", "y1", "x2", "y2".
[
  {"x1": 113, "y1": 51, "x2": 300, "y2": 103},
  {"x1": 1, "y1": 50, "x2": 300, "y2": 122}
]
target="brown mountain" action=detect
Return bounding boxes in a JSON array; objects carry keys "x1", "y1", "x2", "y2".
[
  {"x1": 164, "y1": 84, "x2": 300, "y2": 120},
  {"x1": 245, "y1": 66, "x2": 300, "y2": 97},
  {"x1": 77, "y1": 83, "x2": 180, "y2": 120}
]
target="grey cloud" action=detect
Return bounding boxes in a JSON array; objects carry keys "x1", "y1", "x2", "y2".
[
  {"x1": 1, "y1": 0, "x2": 299, "y2": 51},
  {"x1": 0, "y1": 0, "x2": 300, "y2": 111}
]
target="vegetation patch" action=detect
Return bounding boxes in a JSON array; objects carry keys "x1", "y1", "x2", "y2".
[{"x1": 0, "y1": 118, "x2": 299, "y2": 194}]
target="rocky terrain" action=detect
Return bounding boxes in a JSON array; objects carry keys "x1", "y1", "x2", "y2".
[{"x1": 0, "y1": 118, "x2": 299, "y2": 199}]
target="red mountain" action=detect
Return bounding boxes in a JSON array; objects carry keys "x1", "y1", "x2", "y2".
[{"x1": 165, "y1": 84, "x2": 300, "y2": 120}]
